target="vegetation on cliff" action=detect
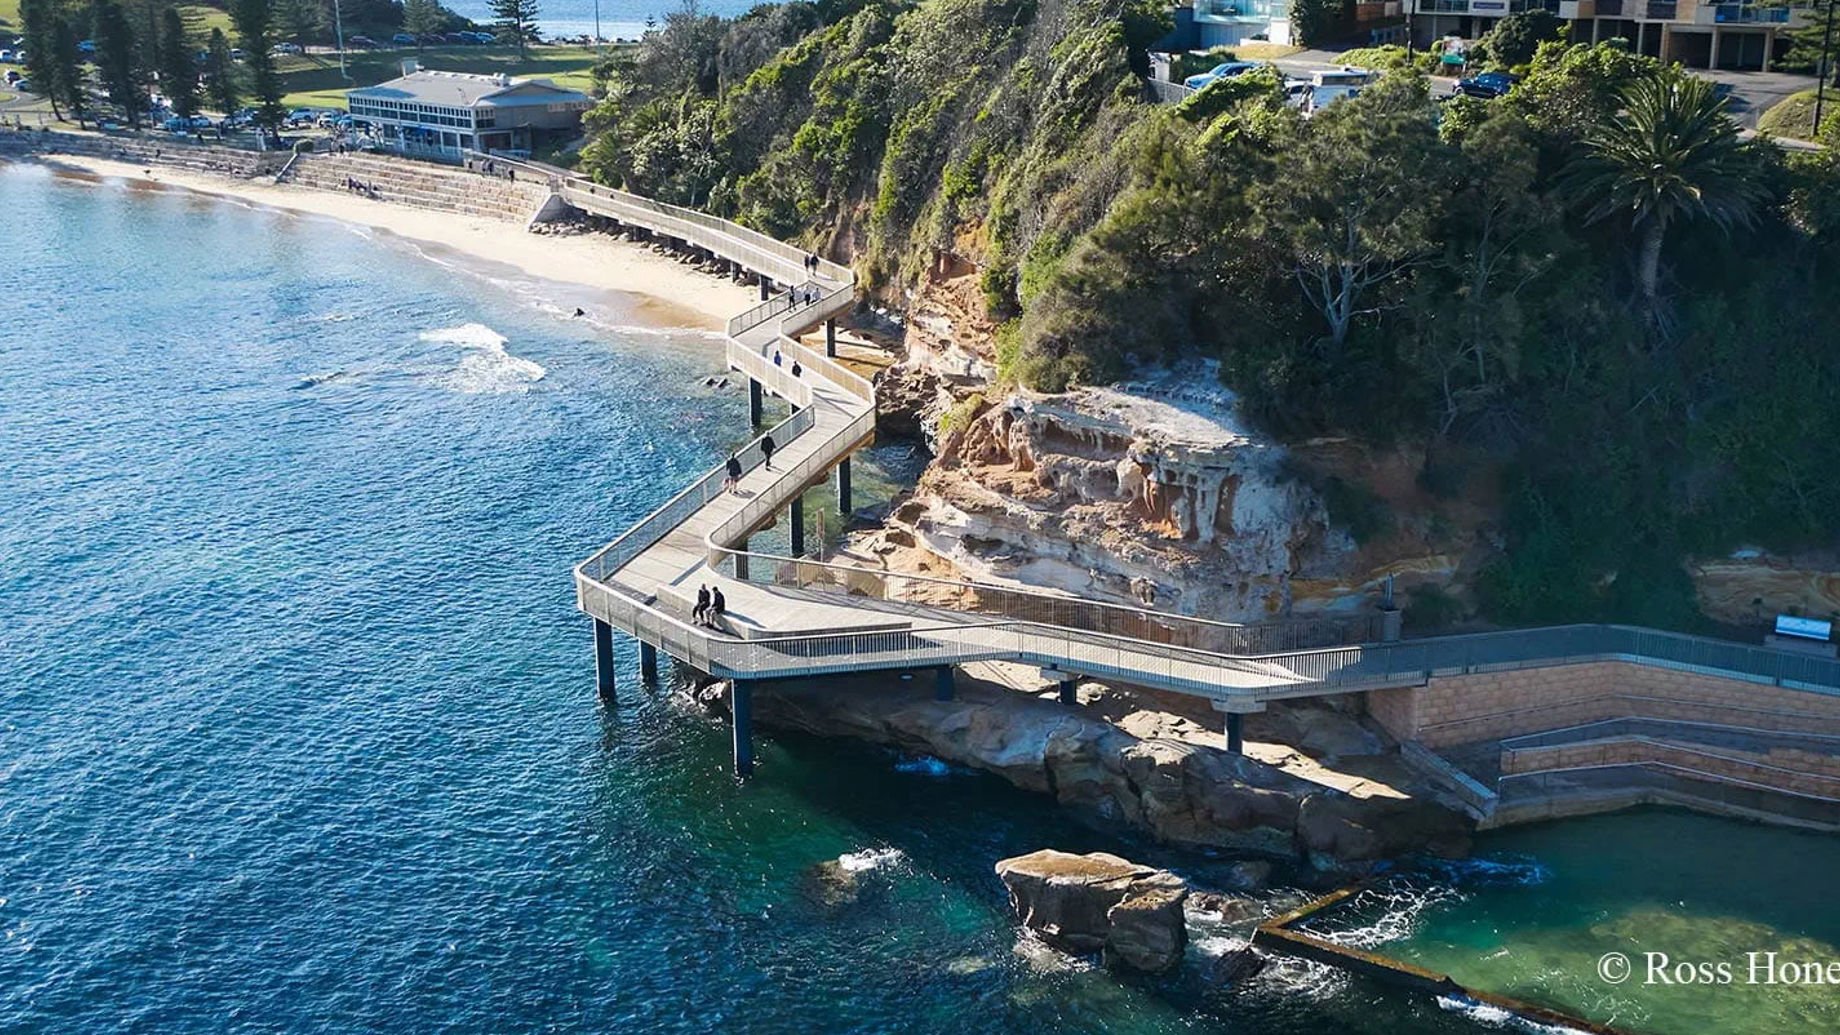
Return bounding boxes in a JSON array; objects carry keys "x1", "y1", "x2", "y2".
[{"x1": 579, "y1": 8, "x2": 1840, "y2": 630}]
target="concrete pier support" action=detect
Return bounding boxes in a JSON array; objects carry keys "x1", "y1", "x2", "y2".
[
  {"x1": 732, "y1": 679, "x2": 755, "y2": 777},
  {"x1": 749, "y1": 378, "x2": 763, "y2": 426},
  {"x1": 826, "y1": 318, "x2": 837, "y2": 358},
  {"x1": 593, "y1": 619, "x2": 616, "y2": 704},
  {"x1": 1058, "y1": 678, "x2": 1077, "y2": 705},
  {"x1": 640, "y1": 641, "x2": 659, "y2": 687},
  {"x1": 790, "y1": 493, "x2": 805, "y2": 557},
  {"x1": 758, "y1": 276, "x2": 770, "y2": 301},
  {"x1": 935, "y1": 666, "x2": 956, "y2": 701},
  {"x1": 1226, "y1": 713, "x2": 1244, "y2": 754},
  {"x1": 836, "y1": 457, "x2": 852, "y2": 516}
]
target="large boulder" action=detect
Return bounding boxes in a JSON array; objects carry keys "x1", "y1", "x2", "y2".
[
  {"x1": 1295, "y1": 792, "x2": 1473, "y2": 867},
  {"x1": 995, "y1": 850, "x2": 1188, "y2": 972}
]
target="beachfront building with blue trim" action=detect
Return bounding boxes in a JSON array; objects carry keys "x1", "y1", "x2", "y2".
[{"x1": 346, "y1": 68, "x2": 593, "y2": 160}]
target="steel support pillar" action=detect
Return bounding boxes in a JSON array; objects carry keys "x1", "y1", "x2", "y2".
[
  {"x1": 1226, "y1": 713, "x2": 1244, "y2": 755},
  {"x1": 836, "y1": 457, "x2": 852, "y2": 516},
  {"x1": 749, "y1": 378, "x2": 763, "y2": 426},
  {"x1": 639, "y1": 641, "x2": 659, "y2": 687},
  {"x1": 826, "y1": 318, "x2": 837, "y2": 358},
  {"x1": 1058, "y1": 678, "x2": 1077, "y2": 705},
  {"x1": 935, "y1": 666, "x2": 956, "y2": 702},
  {"x1": 759, "y1": 276, "x2": 770, "y2": 301},
  {"x1": 734, "y1": 536, "x2": 749, "y2": 581},
  {"x1": 732, "y1": 679, "x2": 755, "y2": 777},
  {"x1": 790, "y1": 494, "x2": 805, "y2": 557},
  {"x1": 593, "y1": 619, "x2": 616, "y2": 704}
]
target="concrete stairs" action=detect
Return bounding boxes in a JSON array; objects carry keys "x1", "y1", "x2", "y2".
[{"x1": 283, "y1": 152, "x2": 551, "y2": 222}]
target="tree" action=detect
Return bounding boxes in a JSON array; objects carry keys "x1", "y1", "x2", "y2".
[
  {"x1": 402, "y1": 0, "x2": 446, "y2": 48},
  {"x1": 22, "y1": 0, "x2": 89, "y2": 123},
  {"x1": 276, "y1": 0, "x2": 327, "y2": 45},
  {"x1": 159, "y1": 7, "x2": 200, "y2": 117},
  {"x1": 1481, "y1": 10, "x2": 1564, "y2": 69},
  {"x1": 1565, "y1": 70, "x2": 1770, "y2": 314},
  {"x1": 47, "y1": 12, "x2": 90, "y2": 124},
  {"x1": 491, "y1": 0, "x2": 540, "y2": 56},
  {"x1": 230, "y1": 0, "x2": 286, "y2": 129},
  {"x1": 1255, "y1": 75, "x2": 1449, "y2": 351},
  {"x1": 206, "y1": 27, "x2": 240, "y2": 115},
  {"x1": 1289, "y1": 0, "x2": 1344, "y2": 48},
  {"x1": 92, "y1": 0, "x2": 145, "y2": 126}
]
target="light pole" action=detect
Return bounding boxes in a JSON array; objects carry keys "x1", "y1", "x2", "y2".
[
  {"x1": 1817, "y1": 0, "x2": 1836, "y2": 137},
  {"x1": 594, "y1": 0, "x2": 603, "y2": 52},
  {"x1": 333, "y1": 0, "x2": 349, "y2": 80}
]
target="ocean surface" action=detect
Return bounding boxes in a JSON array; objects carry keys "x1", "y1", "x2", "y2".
[
  {"x1": 444, "y1": 0, "x2": 760, "y2": 40},
  {"x1": 5, "y1": 163, "x2": 1840, "y2": 1035}
]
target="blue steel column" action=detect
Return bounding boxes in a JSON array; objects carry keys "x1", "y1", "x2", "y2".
[
  {"x1": 748, "y1": 378, "x2": 763, "y2": 426},
  {"x1": 640, "y1": 641, "x2": 659, "y2": 687},
  {"x1": 790, "y1": 494, "x2": 805, "y2": 557},
  {"x1": 593, "y1": 619, "x2": 616, "y2": 704},
  {"x1": 935, "y1": 666, "x2": 956, "y2": 702},
  {"x1": 732, "y1": 679, "x2": 755, "y2": 777},
  {"x1": 1226, "y1": 713, "x2": 1244, "y2": 754},
  {"x1": 835, "y1": 457, "x2": 852, "y2": 516}
]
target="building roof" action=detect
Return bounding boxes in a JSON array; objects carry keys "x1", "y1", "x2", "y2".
[{"x1": 348, "y1": 69, "x2": 589, "y2": 109}]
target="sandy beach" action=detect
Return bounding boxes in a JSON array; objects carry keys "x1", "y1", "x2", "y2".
[{"x1": 36, "y1": 155, "x2": 758, "y2": 331}]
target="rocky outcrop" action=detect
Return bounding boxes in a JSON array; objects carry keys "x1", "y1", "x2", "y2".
[
  {"x1": 995, "y1": 850, "x2": 1188, "y2": 972},
  {"x1": 751, "y1": 676, "x2": 1471, "y2": 867}
]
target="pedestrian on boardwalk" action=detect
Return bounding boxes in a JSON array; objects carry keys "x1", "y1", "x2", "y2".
[
  {"x1": 761, "y1": 435, "x2": 776, "y2": 471},
  {"x1": 693, "y1": 584, "x2": 710, "y2": 625},
  {"x1": 710, "y1": 586, "x2": 727, "y2": 627},
  {"x1": 791, "y1": 361, "x2": 802, "y2": 378},
  {"x1": 773, "y1": 350, "x2": 783, "y2": 367},
  {"x1": 725, "y1": 454, "x2": 742, "y2": 494}
]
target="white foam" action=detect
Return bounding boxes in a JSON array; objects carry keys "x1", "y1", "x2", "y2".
[
  {"x1": 1435, "y1": 994, "x2": 1589, "y2": 1035},
  {"x1": 836, "y1": 847, "x2": 905, "y2": 873},
  {"x1": 420, "y1": 323, "x2": 546, "y2": 394}
]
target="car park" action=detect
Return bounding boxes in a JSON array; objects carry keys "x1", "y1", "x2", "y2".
[
  {"x1": 391, "y1": 33, "x2": 417, "y2": 45},
  {"x1": 1456, "y1": 71, "x2": 1516, "y2": 99},
  {"x1": 1183, "y1": 60, "x2": 1261, "y2": 91},
  {"x1": 348, "y1": 35, "x2": 379, "y2": 48}
]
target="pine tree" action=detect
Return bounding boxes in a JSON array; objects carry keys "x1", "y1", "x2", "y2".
[
  {"x1": 48, "y1": 12, "x2": 90, "y2": 124},
  {"x1": 491, "y1": 0, "x2": 539, "y2": 56},
  {"x1": 159, "y1": 7, "x2": 199, "y2": 117},
  {"x1": 207, "y1": 26, "x2": 240, "y2": 115},
  {"x1": 92, "y1": 0, "x2": 146, "y2": 126},
  {"x1": 229, "y1": 0, "x2": 286, "y2": 129},
  {"x1": 20, "y1": 0, "x2": 85, "y2": 122},
  {"x1": 402, "y1": 0, "x2": 445, "y2": 49}
]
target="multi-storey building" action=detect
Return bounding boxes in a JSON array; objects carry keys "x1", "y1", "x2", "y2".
[{"x1": 1407, "y1": 0, "x2": 1811, "y2": 69}]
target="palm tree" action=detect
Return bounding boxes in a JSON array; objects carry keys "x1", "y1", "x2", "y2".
[{"x1": 1565, "y1": 70, "x2": 1769, "y2": 313}]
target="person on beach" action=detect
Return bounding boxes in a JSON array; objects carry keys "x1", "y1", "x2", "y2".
[
  {"x1": 761, "y1": 436, "x2": 777, "y2": 472},
  {"x1": 693, "y1": 584, "x2": 710, "y2": 625},
  {"x1": 710, "y1": 586, "x2": 727, "y2": 628},
  {"x1": 725, "y1": 454, "x2": 742, "y2": 494}
]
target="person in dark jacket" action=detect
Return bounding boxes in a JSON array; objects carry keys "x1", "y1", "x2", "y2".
[
  {"x1": 710, "y1": 586, "x2": 727, "y2": 627},
  {"x1": 760, "y1": 435, "x2": 776, "y2": 472},
  {"x1": 693, "y1": 584, "x2": 710, "y2": 625},
  {"x1": 725, "y1": 454, "x2": 742, "y2": 494}
]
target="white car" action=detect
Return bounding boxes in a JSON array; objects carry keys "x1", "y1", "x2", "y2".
[{"x1": 272, "y1": 42, "x2": 303, "y2": 55}]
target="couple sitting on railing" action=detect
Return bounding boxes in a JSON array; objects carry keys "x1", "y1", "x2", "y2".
[{"x1": 691, "y1": 583, "x2": 728, "y2": 629}]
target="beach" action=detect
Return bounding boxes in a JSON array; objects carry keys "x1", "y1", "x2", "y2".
[{"x1": 37, "y1": 154, "x2": 758, "y2": 331}]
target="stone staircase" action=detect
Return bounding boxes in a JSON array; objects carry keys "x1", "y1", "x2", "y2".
[{"x1": 282, "y1": 152, "x2": 551, "y2": 222}]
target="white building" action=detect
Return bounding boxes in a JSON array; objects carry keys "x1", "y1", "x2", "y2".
[{"x1": 347, "y1": 68, "x2": 593, "y2": 160}]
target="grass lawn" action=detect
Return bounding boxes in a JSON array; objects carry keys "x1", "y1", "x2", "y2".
[
  {"x1": 177, "y1": 3, "x2": 234, "y2": 38},
  {"x1": 276, "y1": 44, "x2": 604, "y2": 109},
  {"x1": 1757, "y1": 88, "x2": 1824, "y2": 142},
  {"x1": 1233, "y1": 41, "x2": 1304, "y2": 60},
  {"x1": 0, "y1": 0, "x2": 16, "y2": 34}
]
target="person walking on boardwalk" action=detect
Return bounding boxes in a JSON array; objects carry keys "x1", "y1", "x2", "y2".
[
  {"x1": 693, "y1": 584, "x2": 710, "y2": 625},
  {"x1": 725, "y1": 454, "x2": 742, "y2": 494},
  {"x1": 761, "y1": 435, "x2": 776, "y2": 472},
  {"x1": 773, "y1": 350, "x2": 783, "y2": 367},
  {"x1": 791, "y1": 360, "x2": 802, "y2": 379},
  {"x1": 710, "y1": 586, "x2": 727, "y2": 628}
]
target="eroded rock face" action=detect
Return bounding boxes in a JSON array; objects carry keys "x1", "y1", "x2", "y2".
[
  {"x1": 753, "y1": 677, "x2": 1471, "y2": 867},
  {"x1": 995, "y1": 850, "x2": 1188, "y2": 972}
]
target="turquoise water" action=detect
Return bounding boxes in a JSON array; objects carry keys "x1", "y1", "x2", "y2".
[
  {"x1": 443, "y1": 0, "x2": 756, "y2": 39},
  {"x1": 0, "y1": 164, "x2": 1503, "y2": 1034}
]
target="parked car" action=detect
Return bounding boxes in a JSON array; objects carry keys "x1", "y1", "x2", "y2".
[
  {"x1": 272, "y1": 42, "x2": 303, "y2": 55},
  {"x1": 229, "y1": 47, "x2": 246, "y2": 61},
  {"x1": 77, "y1": 39, "x2": 95, "y2": 54},
  {"x1": 0, "y1": 48, "x2": 16, "y2": 61},
  {"x1": 1456, "y1": 70, "x2": 1516, "y2": 99},
  {"x1": 11, "y1": 78, "x2": 33, "y2": 93},
  {"x1": 1182, "y1": 60, "x2": 1261, "y2": 91},
  {"x1": 461, "y1": 31, "x2": 496, "y2": 43},
  {"x1": 390, "y1": 32, "x2": 417, "y2": 45},
  {"x1": 4, "y1": 69, "x2": 20, "y2": 83},
  {"x1": 163, "y1": 114, "x2": 214, "y2": 133},
  {"x1": 348, "y1": 35, "x2": 379, "y2": 48},
  {"x1": 315, "y1": 110, "x2": 349, "y2": 128}
]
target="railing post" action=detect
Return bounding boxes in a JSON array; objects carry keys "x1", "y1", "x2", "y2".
[
  {"x1": 790, "y1": 493, "x2": 805, "y2": 558},
  {"x1": 749, "y1": 378, "x2": 763, "y2": 427},
  {"x1": 836, "y1": 457, "x2": 852, "y2": 516},
  {"x1": 731, "y1": 679, "x2": 754, "y2": 777},
  {"x1": 826, "y1": 318, "x2": 837, "y2": 358},
  {"x1": 593, "y1": 619, "x2": 617, "y2": 704}
]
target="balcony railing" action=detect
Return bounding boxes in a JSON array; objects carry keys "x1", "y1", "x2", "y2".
[
  {"x1": 1715, "y1": 3, "x2": 1791, "y2": 20},
  {"x1": 1646, "y1": 0, "x2": 1677, "y2": 16}
]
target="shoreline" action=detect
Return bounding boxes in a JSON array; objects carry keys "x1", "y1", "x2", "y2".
[{"x1": 27, "y1": 154, "x2": 757, "y2": 332}]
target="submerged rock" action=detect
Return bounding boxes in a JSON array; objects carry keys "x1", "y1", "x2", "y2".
[
  {"x1": 995, "y1": 849, "x2": 1188, "y2": 972},
  {"x1": 1202, "y1": 946, "x2": 1268, "y2": 987}
]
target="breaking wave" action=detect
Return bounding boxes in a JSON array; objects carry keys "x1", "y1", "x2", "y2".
[
  {"x1": 420, "y1": 323, "x2": 546, "y2": 394},
  {"x1": 835, "y1": 847, "x2": 905, "y2": 874}
]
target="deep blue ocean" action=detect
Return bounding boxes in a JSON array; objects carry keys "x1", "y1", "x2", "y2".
[
  {"x1": 9, "y1": 162, "x2": 1835, "y2": 1035},
  {"x1": 444, "y1": 0, "x2": 759, "y2": 40}
]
